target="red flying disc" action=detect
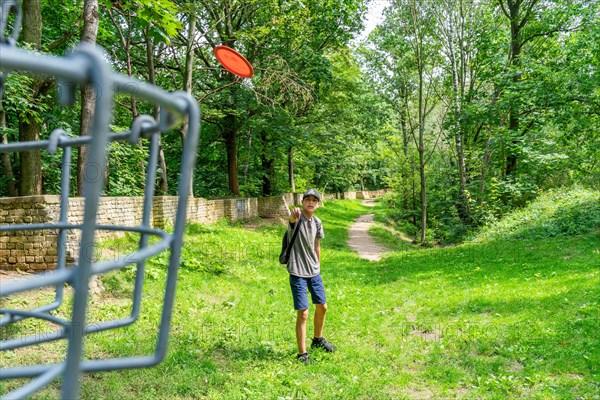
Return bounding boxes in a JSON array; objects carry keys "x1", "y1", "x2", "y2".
[{"x1": 214, "y1": 45, "x2": 254, "y2": 78}]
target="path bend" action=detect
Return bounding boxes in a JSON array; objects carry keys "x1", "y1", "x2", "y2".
[{"x1": 347, "y1": 210, "x2": 388, "y2": 261}]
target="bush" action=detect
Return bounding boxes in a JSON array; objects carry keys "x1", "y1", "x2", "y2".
[{"x1": 472, "y1": 186, "x2": 600, "y2": 242}]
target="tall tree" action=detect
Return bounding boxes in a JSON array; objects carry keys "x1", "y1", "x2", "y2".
[
  {"x1": 361, "y1": 20, "x2": 416, "y2": 218},
  {"x1": 77, "y1": 0, "x2": 99, "y2": 196},
  {"x1": 498, "y1": 0, "x2": 538, "y2": 175},
  {"x1": 181, "y1": 1, "x2": 197, "y2": 196},
  {"x1": 433, "y1": 0, "x2": 485, "y2": 224},
  {"x1": 144, "y1": 27, "x2": 169, "y2": 194},
  {"x1": 496, "y1": 0, "x2": 580, "y2": 177},
  {"x1": 192, "y1": 0, "x2": 256, "y2": 196},
  {"x1": 189, "y1": 0, "x2": 366, "y2": 196},
  {"x1": 18, "y1": 0, "x2": 44, "y2": 196},
  {"x1": 393, "y1": 0, "x2": 440, "y2": 243},
  {"x1": 97, "y1": 0, "x2": 181, "y2": 195},
  {"x1": 0, "y1": 107, "x2": 18, "y2": 197}
]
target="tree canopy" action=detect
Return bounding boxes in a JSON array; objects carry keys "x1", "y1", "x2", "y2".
[{"x1": 0, "y1": 0, "x2": 597, "y2": 242}]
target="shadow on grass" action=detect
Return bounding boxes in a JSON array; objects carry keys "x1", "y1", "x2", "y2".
[{"x1": 221, "y1": 343, "x2": 289, "y2": 362}]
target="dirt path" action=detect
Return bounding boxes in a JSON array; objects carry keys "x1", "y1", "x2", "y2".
[{"x1": 347, "y1": 200, "x2": 388, "y2": 261}]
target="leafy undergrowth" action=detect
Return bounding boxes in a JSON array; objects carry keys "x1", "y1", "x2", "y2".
[
  {"x1": 472, "y1": 187, "x2": 600, "y2": 242},
  {"x1": 1, "y1": 199, "x2": 598, "y2": 399}
]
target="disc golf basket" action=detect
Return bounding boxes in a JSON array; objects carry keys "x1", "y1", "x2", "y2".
[{"x1": 0, "y1": 1, "x2": 205, "y2": 398}]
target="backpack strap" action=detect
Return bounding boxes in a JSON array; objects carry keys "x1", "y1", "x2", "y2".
[{"x1": 285, "y1": 218, "x2": 303, "y2": 257}]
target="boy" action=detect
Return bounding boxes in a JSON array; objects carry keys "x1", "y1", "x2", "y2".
[{"x1": 287, "y1": 189, "x2": 336, "y2": 364}]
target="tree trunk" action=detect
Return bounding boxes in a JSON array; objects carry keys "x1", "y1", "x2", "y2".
[
  {"x1": 418, "y1": 66, "x2": 427, "y2": 244},
  {"x1": 221, "y1": 55, "x2": 240, "y2": 196},
  {"x1": 77, "y1": 0, "x2": 99, "y2": 196},
  {"x1": 260, "y1": 131, "x2": 274, "y2": 196},
  {"x1": 449, "y1": 40, "x2": 471, "y2": 224},
  {"x1": 18, "y1": 0, "x2": 43, "y2": 196},
  {"x1": 418, "y1": 146, "x2": 427, "y2": 244},
  {"x1": 19, "y1": 119, "x2": 43, "y2": 195},
  {"x1": 145, "y1": 28, "x2": 168, "y2": 194},
  {"x1": 180, "y1": 10, "x2": 196, "y2": 196},
  {"x1": 439, "y1": 0, "x2": 471, "y2": 224},
  {"x1": 505, "y1": 36, "x2": 521, "y2": 176},
  {"x1": 499, "y1": 0, "x2": 537, "y2": 175},
  {"x1": 455, "y1": 132, "x2": 471, "y2": 222},
  {"x1": 411, "y1": 156, "x2": 416, "y2": 226},
  {"x1": 400, "y1": 105, "x2": 410, "y2": 211},
  {"x1": 0, "y1": 101, "x2": 18, "y2": 196},
  {"x1": 0, "y1": 104, "x2": 18, "y2": 196},
  {"x1": 243, "y1": 127, "x2": 252, "y2": 185},
  {"x1": 224, "y1": 114, "x2": 240, "y2": 196},
  {"x1": 479, "y1": 132, "x2": 492, "y2": 202},
  {"x1": 415, "y1": 13, "x2": 428, "y2": 244},
  {"x1": 288, "y1": 146, "x2": 295, "y2": 192},
  {"x1": 406, "y1": 0, "x2": 429, "y2": 243},
  {"x1": 123, "y1": 14, "x2": 137, "y2": 117}
]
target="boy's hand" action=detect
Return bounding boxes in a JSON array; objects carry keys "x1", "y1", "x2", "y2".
[{"x1": 290, "y1": 208, "x2": 301, "y2": 222}]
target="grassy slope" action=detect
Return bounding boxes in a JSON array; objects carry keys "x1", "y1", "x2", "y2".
[{"x1": 1, "y1": 198, "x2": 598, "y2": 399}]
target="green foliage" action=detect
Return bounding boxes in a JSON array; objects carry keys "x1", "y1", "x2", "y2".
[
  {"x1": 99, "y1": 0, "x2": 182, "y2": 41},
  {"x1": 2, "y1": 73, "x2": 51, "y2": 124},
  {"x1": 40, "y1": 0, "x2": 82, "y2": 52},
  {"x1": 184, "y1": 0, "x2": 372, "y2": 197},
  {"x1": 135, "y1": 0, "x2": 182, "y2": 40},
  {"x1": 473, "y1": 187, "x2": 600, "y2": 242},
  {"x1": 358, "y1": 0, "x2": 600, "y2": 243},
  {"x1": 1, "y1": 0, "x2": 596, "y2": 251},
  {"x1": 105, "y1": 141, "x2": 148, "y2": 196}
]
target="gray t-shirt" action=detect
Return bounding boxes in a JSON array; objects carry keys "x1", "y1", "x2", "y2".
[{"x1": 286, "y1": 214, "x2": 324, "y2": 278}]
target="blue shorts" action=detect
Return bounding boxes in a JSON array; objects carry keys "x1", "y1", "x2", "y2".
[{"x1": 289, "y1": 274, "x2": 327, "y2": 310}]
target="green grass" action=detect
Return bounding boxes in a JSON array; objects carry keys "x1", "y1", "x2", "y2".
[
  {"x1": 369, "y1": 224, "x2": 415, "y2": 252},
  {"x1": 1, "y1": 199, "x2": 599, "y2": 399},
  {"x1": 473, "y1": 187, "x2": 600, "y2": 241}
]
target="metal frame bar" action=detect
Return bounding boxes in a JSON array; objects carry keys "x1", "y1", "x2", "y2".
[{"x1": 0, "y1": 36, "x2": 200, "y2": 400}]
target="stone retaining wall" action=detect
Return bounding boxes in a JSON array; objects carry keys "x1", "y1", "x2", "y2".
[{"x1": 0, "y1": 189, "x2": 388, "y2": 271}]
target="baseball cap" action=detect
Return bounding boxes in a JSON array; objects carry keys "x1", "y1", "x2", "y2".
[{"x1": 302, "y1": 188, "x2": 321, "y2": 202}]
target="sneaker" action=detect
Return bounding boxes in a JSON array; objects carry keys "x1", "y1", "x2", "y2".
[
  {"x1": 311, "y1": 337, "x2": 337, "y2": 352},
  {"x1": 296, "y1": 352, "x2": 314, "y2": 364}
]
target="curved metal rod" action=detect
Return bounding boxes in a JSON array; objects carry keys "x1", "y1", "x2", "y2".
[
  {"x1": 0, "y1": 0, "x2": 21, "y2": 45},
  {"x1": 0, "y1": 45, "x2": 89, "y2": 83},
  {"x1": 0, "y1": 124, "x2": 160, "y2": 154},
  {"x1": 0, "y1": 268, "x2": 73, "y2": 297},
  {"x1": 0, "y1": 298, "x2": 63, "y2": 326},
  {"x1": 129, "y1": 114, "x2": 159, "y2": 144},
  {"x1": 0, "y1": 354, "x2": 162, "y2": 380},
  {"x1": 0, "y1": 364, "x2": 64, "y2": 400},
  {"x1": 151, "y1": 91, "x2": 201, "y2": 363},
  {"x1": 0, "y1": 310, "x2": 67, "y2": 352},
  {"x1": 112, "y1": 74, "x2": 188, "y2": 118},
  {"x1": 47, "y1": 128, "x2": 69, "y2": 154},
  {"x1": 91, "y1": 235, "x2": 171, "y2": 275},
  {"x1": 0, "y1": 307, "x2": 68, "y2": 329}
]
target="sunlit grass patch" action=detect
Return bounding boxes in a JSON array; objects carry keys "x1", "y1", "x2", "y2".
[{"x1": 1, "y1": 199, "x2": 598, "y2": 399}]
